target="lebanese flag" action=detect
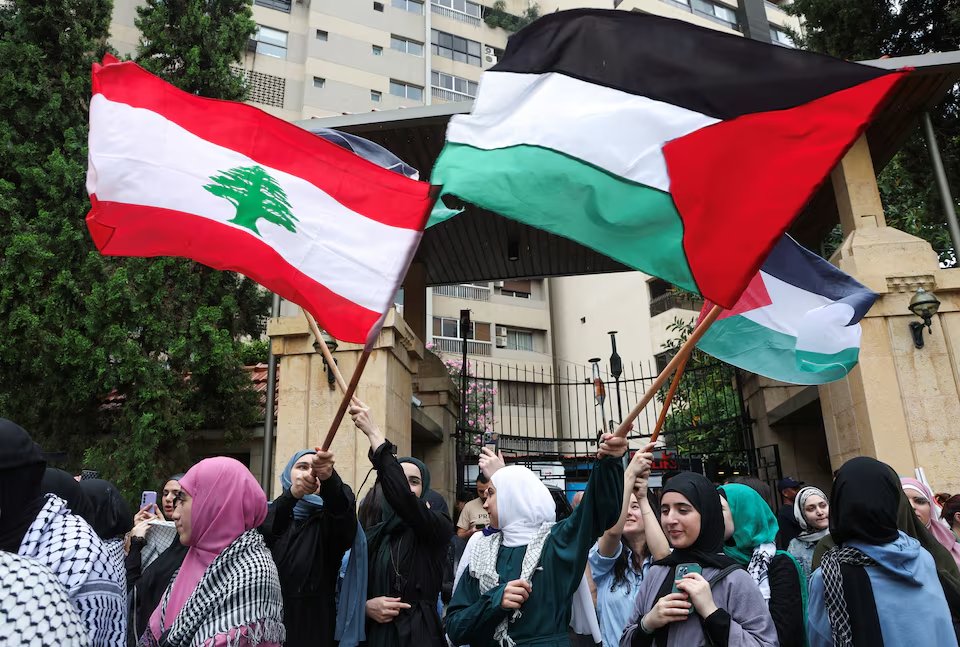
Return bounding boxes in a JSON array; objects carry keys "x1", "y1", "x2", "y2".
[
  {"x1": 696, "y1": 236, "x2": 878, "y2": 385},
  {"x1": 86, "y1": 56, "x2": 434, "y2": 344},
  {"x1": 430, "y1": 9, "x2": 907, "y2": 308}
]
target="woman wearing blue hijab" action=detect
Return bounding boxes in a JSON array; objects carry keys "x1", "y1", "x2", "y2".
[{"x1": 260, "y1": 448, "x2": 361, "y2": 647}]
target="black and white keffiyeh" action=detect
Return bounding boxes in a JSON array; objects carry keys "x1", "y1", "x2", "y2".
[
  {"x1": 820, "y1": 545, "x2": 877, "y2": 647},
  {"x1": 144, "y1": 529, "x2": 284, "y2": 647},
  {"x1": 0, "y1": 550, "x2": 91, "y2": 646},
  {"x1": 18, "y1": 494, "x2": 125, "y2": 647},
  {"x1": 469, "y1": 522, "x2": 554, "y2": 647}
]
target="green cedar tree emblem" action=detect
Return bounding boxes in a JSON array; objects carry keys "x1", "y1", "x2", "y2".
[{"x1": 203, "y1": 165, "x2": 298, "y2": 236}]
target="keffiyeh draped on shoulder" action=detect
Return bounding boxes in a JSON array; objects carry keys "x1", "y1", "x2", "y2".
[{"x1": 19, "y1": 494, "x2": 126, "y2": 646}]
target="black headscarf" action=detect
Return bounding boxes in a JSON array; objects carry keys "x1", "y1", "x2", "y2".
[
  {"x1": 821, "y1": 456, "x2": 894, "y2": 646},
  {"x1": 654, "y1": 471, "x2": 738, "y2": 569},
  {"x1": 41, "y1": 467, "x2": 95, "y2": 523},
  {"x1": 78, "y1": 478, "x2": 132, "y2": 540},
  {"x1": 830, "y1": 456, "x2": 899, "y2": 545},
  {"x1": 0, "y1": 419, "x2": 47, "y2": 552}
]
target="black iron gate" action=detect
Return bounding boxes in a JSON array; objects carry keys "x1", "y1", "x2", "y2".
[{"x1": 448, "y1": 352, "x2": 780, "y2": 501}]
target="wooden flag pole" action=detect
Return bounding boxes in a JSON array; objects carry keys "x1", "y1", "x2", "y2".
[
  {"x1": 614, "y1": 304, "x2": 723, "y2": 439},
  {"x1": 303, "y1": 309, "x2": 349, "y2": 394},
  {"x1": 319, "y1": 347, "x2": 372, "y2": 451},
  {"x1": 649, "y1": 353, "x2": 690, "y2": 445}
]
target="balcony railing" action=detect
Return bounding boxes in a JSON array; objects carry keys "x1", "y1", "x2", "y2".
[
  {"x1": 431, "y1": 87, "x2": 475, "y2": 102},
  {"x1": 433, "y1": 283, "x2": 490, "y2": 301},
  {"x1": 254, "y1": 0, "x2": 292, "y2": 12},
  {"x1": 432, "y1": 336, "x2": 492, "y2": 356},
  {"x1": 649, "y1": 292, "x2": 705, "y2": 317},
  {"x1": 431, "y1": 3, "x2": 482, "y2": 27}
]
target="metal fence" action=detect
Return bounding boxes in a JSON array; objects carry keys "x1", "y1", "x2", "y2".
[{"x1": 440, "y1": 348, "x2": 770, "y2": 498}]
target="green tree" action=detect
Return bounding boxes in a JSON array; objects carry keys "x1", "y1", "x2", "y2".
[
  {"x1": 658, "y1": 315, "x2": 746, "y2": 455},
  {"x1": 786, "y1": 0, "x2": 960, "y2": 264},
  {"x1": 0, "y1": 0, "x2": 268, "y2": 503},
  {"x1": 484, "y1": 0, "x2": 540, "y2": 33},
  {"x1": 205, "y1": 165, "x2": 298, "y2": 236},
  {"x1": 135, "y1": 0, "x2": 255, "y2": 101}
]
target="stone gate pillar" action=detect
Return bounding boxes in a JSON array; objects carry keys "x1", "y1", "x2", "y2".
[{"x1": 818, "y1": 135, "x2": 960, "y2": 490}]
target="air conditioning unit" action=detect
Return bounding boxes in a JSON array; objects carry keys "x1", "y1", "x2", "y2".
[
  {"x1": 484, "y1": 46, "x2": 498, "y2": 65},
  {"x1": 495, "y1": 326, "x2": 507, "y2": 337},
  {"x1": 485, "y1": 54, "x2": 498, "y2": 65},
  {"x1": 495, "y1": 335, "x2": 508, "y2": 348},
  {"x1": 484, "y1": 46, "x2": 496, "y2": 55},
  {"x1": 494, "y1": 280, "x2": 505, "y2": 288}
]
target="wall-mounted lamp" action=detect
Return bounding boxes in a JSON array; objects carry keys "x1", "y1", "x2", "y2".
[
  {"x1": 313, "y1": 330, "x2": 339, "y2": 388},
  {"x1": 908, "y1": 287, "x2": 941, "y2": 349}
]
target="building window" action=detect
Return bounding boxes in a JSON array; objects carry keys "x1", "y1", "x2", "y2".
[
  {"x1": 692, "y1": 0, "x2": 738, "y2": 28},
  {"x1": 432, "y1": 317, "x2": 490, "y2": 341},
  {"x1": 391, "y1": 35, "x2": 424, "y2": 56},
  {"x1": 770, "y1": 27, "x2": 795, "y2": 47},
  {"x1": 504, "y1": 327, "x2": 535, "y2": 352},
  {"x1": 500, "y1": 381, "x2": 549, "y2": 408},
  {"x1": 372, "y1": 44, "x2": 383, "y2": 55},
  {"x1": 432, "y1": 0, "x2": 482, "y2": 18},
  {"x1": 254, "y1": 0, "x2": 291, "y2": 12},
  {"x1": 371, "y1": 90, "x2": 382, "y2": 102},
  {"x1": 316, "y1": 29, "x2": 328, "y2": 41},
  {"x1": 431, "y1": 70, "x2": 479, "y2": 99},
  {"x1": 664, "y1": 0, "x2": 738, "y2": 30},
  {"x1": 253, "y1": 25, "x2": 288, "y2": 59},
  {"x1": 498, "y1": 279, "x2": 532, "y2": 299},
  {"x1": 389, "y1": 79, "x2": 424, "y2": 101},
  {"x1": 654, "y1": 350, "x2": 676, "y2": 374},
  {"x1": 313, "y1": 76, "x2": 326, "y2": 88},
  {"x1": 392, "y1": 0, "x2": 424, "y2": 13},
  {"x1": 431, "y1": 29, "x2": 482, "y2": 66},
  {"x1": 374, "y1": 1, "x2": 385, "y2": 11}
]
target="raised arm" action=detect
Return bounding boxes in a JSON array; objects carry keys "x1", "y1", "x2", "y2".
[{"x1": 597, "y1": 445, "x2": 654, "y2": 557}]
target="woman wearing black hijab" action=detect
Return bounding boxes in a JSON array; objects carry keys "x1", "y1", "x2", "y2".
[
  {"x1": 620, "y1": 472, "x2": 777, "y2": 647},
  {"x1": 0, "y1": 418, "x2": 47, "y2": 553},
  {"x1": 41, "y1": 467, "x2": 96, "y2": 522},
  {"x1": 79, "y1": 478, "x2": 133, "y2": 591},
  {"x1": 806, "y1": 456, "x2": 956, "y2": 647}
]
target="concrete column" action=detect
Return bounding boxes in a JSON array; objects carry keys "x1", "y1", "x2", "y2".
[
  {"x1": 266, "y1": 310, "x2": 424, "y2": 503},
  {"x1": 402, "y1": 262, "x2": 428, "y2": 343},
  {"x1": 817, "y1": 135, "x2": 960, "y2": 491}
]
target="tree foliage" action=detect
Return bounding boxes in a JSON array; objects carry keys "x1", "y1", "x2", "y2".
[
  {"x1": 484, "y1": 1, "x2": 540, "y2": 33},
  {"x1": 135, "y1": 0, "x2": 255, "y2": 101},
  {"x1": 786, "y1": 0, "x2": 960, "y2": 264},
  {"x1": 0, "y1": 0, "x2": 268, "y2": 503},
  {"x1": 658, "y1": 316, "x2": 746, "y2": 456}
]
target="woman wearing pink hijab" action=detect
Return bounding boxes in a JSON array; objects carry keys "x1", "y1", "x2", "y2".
[
  {"x1": 902, "y1": 477, "x2": 960, "y2": 568},
  {"x1": 142, "y1": 457, "x2": 284, "y2": 647}
]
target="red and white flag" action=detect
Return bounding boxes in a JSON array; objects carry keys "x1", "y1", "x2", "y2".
[{"x1": 86, "y1": 56, "x2": 434, "y2": 344}]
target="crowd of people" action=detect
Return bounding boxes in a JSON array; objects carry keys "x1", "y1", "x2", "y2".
[{"x1": 3, "y1": 411, "x2": 960, "y2": 647}]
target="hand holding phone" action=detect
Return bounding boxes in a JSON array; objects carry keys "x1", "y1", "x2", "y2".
[{"x1": 671, "y1": 563, "x2": 702, "y2": 614}]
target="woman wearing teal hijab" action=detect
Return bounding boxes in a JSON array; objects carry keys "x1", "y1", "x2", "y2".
[
  {"x1": 350, "y1": 400, "x2": 454, "y2": 647},
  {"x1": 720, "y1": 483, "x2": 807, "y2": 647}
]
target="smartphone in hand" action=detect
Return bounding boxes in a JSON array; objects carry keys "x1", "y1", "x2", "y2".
[
  {"x1": 671, "y1": 562, "x2": 702, "y2": 614},
  {"x1": 140, "y1": 491, "x2": 157, "y2": 511}
]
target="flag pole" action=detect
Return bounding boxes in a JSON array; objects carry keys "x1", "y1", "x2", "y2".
[
  {"x1": 319, "y1": 346, "x2": 373, "y2": 451},
  {"x1": 649, "y1": 353, "x2": 690, "y2": 445},
  {"x1": 614, "y1": 304, "x2": 723, "y2": 439},
  {"x1": 303, "y1": 309, "x2": 349, "y2": 394}
]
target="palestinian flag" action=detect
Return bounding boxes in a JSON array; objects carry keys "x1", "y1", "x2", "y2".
[
  {"x1": 429, "y1": 9, "x2": 906, "y2": 308},
  {"x1": 86, "y1": 56, "x2": 434, "y2": 344},
  {"x1": 696, "y1": 236, "x2": 878, "y2": 384}
]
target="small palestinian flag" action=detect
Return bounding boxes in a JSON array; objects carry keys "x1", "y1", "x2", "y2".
[
  {"x1": 696, "y1": 236, "x2": 878, "y2": 384},
  {"x1": 430, "y1": 9, "x2": 906, "y2": 308},
  {"x1": 86, "y1": 56, "x2": 434, "y2": 344}
]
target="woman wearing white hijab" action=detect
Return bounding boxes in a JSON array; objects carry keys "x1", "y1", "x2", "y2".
[
  {"x1": 786, "y1": 486, "x2": 830, "y2": 580},
  {"x1": 446, "y1": 433, "x2": 627, "y2": 647}
]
